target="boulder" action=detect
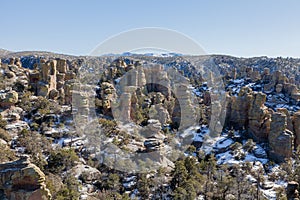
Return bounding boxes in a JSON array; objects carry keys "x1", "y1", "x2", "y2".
[
  {"x1": 0, "y1": 106, "x2": 23, "y2": 122},
  {"x1": 0, "y1": 156, "x2": 51, "y2": 200},
  {"x1": 118, "y1": 92, "x2": 132, "y2": 123},
  {"x1": 4, "y1": 70, "x2": 15, "y2": 79},
  {"x1": 49, "y1": 89, "x2": 59, "y2": 100},
  {"x1": 141, "y1": 119, "x2": 162, "y2": 138},
  {"x1": 99, "y1": 82, "x2": 116, "y2": 115},
  {"x1": 70, "y1": 164, "x2": 101, "y2": 184},
  {"x1": 0, "y1": 90, "x2": 18, "y2": 107}
]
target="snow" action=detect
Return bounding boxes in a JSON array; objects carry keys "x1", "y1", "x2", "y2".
[
  {"x1": 123, "y1": 180, "x2": 136, "y2": 189},
  {"x1": 214, "y1": 138, "x2": 234, "y2": 149},
  {"x1": 216, "y1": 151, "x2": 236, "y2": 165},
  {"x1": 244, "y1": 154, "x2": 268, "y2": 164},
  {"x1": 192, "y1": 88, "x2": 202, "y2": 97},
  {"x1": 55, "y1": 136, "x2": 85, "y2": 147},
  {"x1": 233, "y1": 79, "x2": 244, "y2": 84},
  {"x1": 253, "y1": 145, "x2": 267, "y2": 158}
]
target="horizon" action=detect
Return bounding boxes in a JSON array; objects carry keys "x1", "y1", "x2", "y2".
[
  {"x1": 1, "y1": 0, "x2": 300, "y2": 58},
  {"x1": 1, "y1": 48, "x2": 299, "y2": 59}
]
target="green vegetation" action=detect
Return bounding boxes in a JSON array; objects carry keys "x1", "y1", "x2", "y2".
[
  {"x1": 17, "y1": 129, "x2": 52, "y2": 169},
  {"x1": 56, "y1": 175, "x2": 80, "y2": 200},
  {"x1": 47, "y1": 148, "x2": 79, "y2": 173}
]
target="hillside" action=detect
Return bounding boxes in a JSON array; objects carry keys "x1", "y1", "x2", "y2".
[{"x1": 0, "y1": 51, "x2": 299, "y2": 199}]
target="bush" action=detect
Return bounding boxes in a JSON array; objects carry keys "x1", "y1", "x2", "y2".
[
  {"x1": 56, "y1": 175, "x2": 80, "y2": 200},
  {"x1": 47, "y1": 148, "x2": 79, "y2": 173},
  {"x1": 45, "y1": 173, "x2": 64, "y2": 198},
  {"x1": 243, "y1": 139, "x2": 255, "y2": 152},
  {"x1": 17, "y1": 129, "x2": 52, "y2": 154},
  {"x1": 98, "y1": 118, "x2": 118, "y2": 136}
]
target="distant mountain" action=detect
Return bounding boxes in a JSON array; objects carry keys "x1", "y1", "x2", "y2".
[{"x1": 0, "y1": 48, "x2": 12, "y2": 56}]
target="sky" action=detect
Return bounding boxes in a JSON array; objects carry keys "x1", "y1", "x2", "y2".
[{"x1": 1, "y1": 0, "x2": 300, "y2": 57}]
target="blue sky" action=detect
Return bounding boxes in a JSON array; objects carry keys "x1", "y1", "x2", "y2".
[{"x1": 1, "y1": 0, "x2": 300, "y2": 57}]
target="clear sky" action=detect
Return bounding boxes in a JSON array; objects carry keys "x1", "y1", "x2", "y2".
[{"x1": 1, "y1": 0, "x2": 300, "y2": 57}]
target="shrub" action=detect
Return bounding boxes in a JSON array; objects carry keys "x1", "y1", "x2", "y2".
[
  {"x1": 56, "y1": 175, "x2": 80, "y2": 200},
  {"x1": 243, "y1": 139, "x2": 255, "y2": 152},
  {"x1": 47, "y1": 148, "x2": 79, "y2": 173}
]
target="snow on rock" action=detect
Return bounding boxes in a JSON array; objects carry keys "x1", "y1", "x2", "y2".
[
  {"x1": 214, "y1": 138, "x2": 234, "y2": 151},
  {"x1": 5, "y1": 120, "x2": 29, "y2": 135}
]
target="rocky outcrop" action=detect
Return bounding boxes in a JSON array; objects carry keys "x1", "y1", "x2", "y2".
[
  {"x1": 0, "y1": 156, "x2": 51, "y2": 200},
  {"x1": 0, "y1": 106, "x2": 23, "y2": 122},
  {"x1": 149, "y1": 103, "x2": 170, "y2": 126},
  {"x1": 118, "y1": 92, "x2": 132, "y2": 123},
  {"x1": 268, "y1": 112, "x2": 294, "y2": 162},
  {"x1": 293, "y1": 111, "x2": 300, "y2": 147},
  {"x1": 97, "y1": 82, "x2": 116, "y2": 116},
  {"x1": 286, "y1": 181, "x2": 299, "y2": 200},
  {"x1": 248, "y1": 92, "x2": 270, "y2": 141},
  {"x1": 224, "y1": 66, "x2": 300, "y2": 162},
  {"x1": 29, "y1": 58, "x2": 75, "y2": 104},
  {"x1": 0, "y1": 90, "x2": 18, "y2": 108},
  {"x1": 70, "y1": 164, "x2": 101, "y2": 184},
  {"x1": 229, "y1": 87, "x2": 252, "y2": 129}
]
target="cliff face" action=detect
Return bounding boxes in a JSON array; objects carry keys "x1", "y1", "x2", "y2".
[{"x1": 0, "y1": 157, "x2": 51, "y2": 200}]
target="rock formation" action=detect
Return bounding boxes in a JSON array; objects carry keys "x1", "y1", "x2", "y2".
[
  {"x1": 98, "y1": 82, "x2": 116, "y2": 116},
  {"x1": 228, "y1": 87, "x2": 252, "y2": 130},
  {"x1": 29, "y1": 58, "x2": 74, "y2": 104},
  {"x1": 286, "y1": 181, "x2": 299, "y2": 200},
  {"x1": 268, "y1": 111, "x2": 294, "y2": 162},
  {"x1": 142, "y1": 119, "x2": 165, "y2": 152},
  {"x1": 248, "y1": 92, "x2": 270, "y2": 141},
  {"x1": 293, "y1": 111, "x2": 300, "y2": 147},
  {"x1": 222, "y1": 61, "x2": 300, "y2": 162},
  {"x1": 0, "y1": 90, "x2": 18, "y2": 108},
  {"x1": 0, "y1": 156, "x2": 51, "y2": 200}
]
